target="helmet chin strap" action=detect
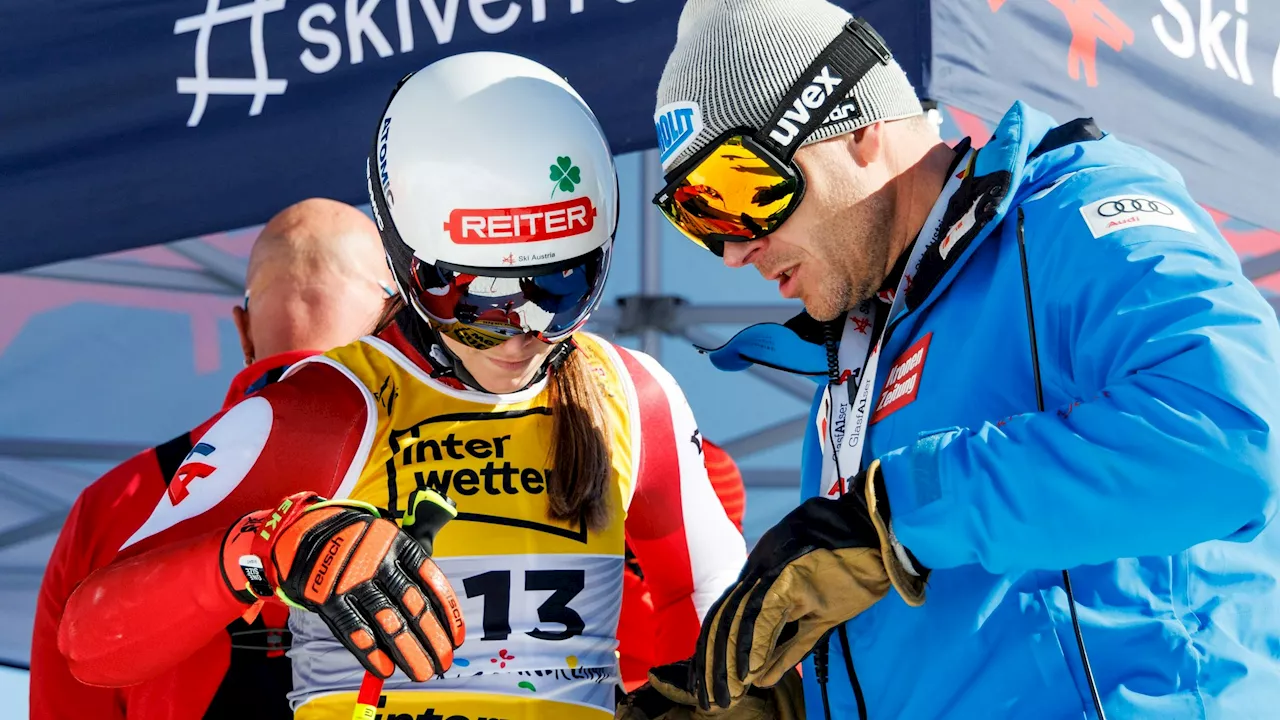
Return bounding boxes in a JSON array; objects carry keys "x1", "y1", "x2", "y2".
[
  {"x1": 426, "y1": 324, "x2": 488, "y2": 391},
  {"x1": 394, "y1": 309, "x2": 575, "y2": 394}
]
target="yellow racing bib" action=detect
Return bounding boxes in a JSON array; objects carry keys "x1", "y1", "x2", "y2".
[{"x1": 290, "y1": 332, "x2": 636, "y2": 719}]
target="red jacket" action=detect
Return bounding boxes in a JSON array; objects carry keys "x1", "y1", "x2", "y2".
[
  {"x1": 617, "y1": 439, "x2": 745, "y2": 690},
  {"x1": 29, "y1": 351, "x2": 315, "y2": 720}
]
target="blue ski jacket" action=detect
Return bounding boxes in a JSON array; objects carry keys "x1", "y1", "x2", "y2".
[{"x1": 707, "y1": 102, "x2": 1280, "y2": 719}]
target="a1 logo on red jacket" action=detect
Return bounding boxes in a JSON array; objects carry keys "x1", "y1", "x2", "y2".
[{"x1": 121, "y1": 397, "x2": 274, "y2": 551}]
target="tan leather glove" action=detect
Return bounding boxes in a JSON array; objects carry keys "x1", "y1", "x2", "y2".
[
  {"x1": 616, "y1": 661, "x2": 804, "y2": 720},
  {"x1": 675, "y1": 460, "x2": 926, "y2": 709}
]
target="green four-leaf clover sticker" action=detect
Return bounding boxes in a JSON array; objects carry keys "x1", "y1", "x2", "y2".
[{"x1": 549, "y1": 156, "x2": 581, "y2": 198}]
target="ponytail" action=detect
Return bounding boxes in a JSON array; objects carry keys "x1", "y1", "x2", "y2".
[{"x1": 545, "y1": 347, "x2": 613, "y2": 532}]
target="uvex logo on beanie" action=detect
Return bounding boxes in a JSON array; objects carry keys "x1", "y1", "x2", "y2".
[
  {"x1": 655, "y1": 0, "x2": 922, "y2": 170},
  {"x1": 771, "y1": 64, "x2": 842, "y2": 147}
]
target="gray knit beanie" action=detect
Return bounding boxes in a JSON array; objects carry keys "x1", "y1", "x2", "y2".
[{"x1": 655, "y1": 0, "x2": 923, "y2": 171}]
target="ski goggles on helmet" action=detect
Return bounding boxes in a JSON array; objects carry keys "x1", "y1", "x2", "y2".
[
  {"x1": 400, "y1": 248, "x2": 611, "y2": 351},
  {"x1": 652, "y1": 18, "x2": 892, "y2": 256}
]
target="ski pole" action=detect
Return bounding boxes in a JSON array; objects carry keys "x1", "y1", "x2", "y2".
[{"x1": 351, "y1": 489, "x2": 458, "y2": 720}]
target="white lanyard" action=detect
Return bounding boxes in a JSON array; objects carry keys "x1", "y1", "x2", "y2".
[{"x1": 818, "y1": 149, "x2": 974, "y2": 497}]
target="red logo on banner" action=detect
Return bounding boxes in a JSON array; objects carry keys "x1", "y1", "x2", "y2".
[
  {"x1": 989, "y1": 0, "x2": 1134, "y2": 87},
  {"x1": 871, "y1": 333, "x2": 932, "y2": 424},
  {"x1": 443, "y1": 196, "x2": 597, "y2": 245}
]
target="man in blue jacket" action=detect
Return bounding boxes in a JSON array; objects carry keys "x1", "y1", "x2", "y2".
[{"x1": 629, "y1": 0, "x2": 1280, "y2": 718}]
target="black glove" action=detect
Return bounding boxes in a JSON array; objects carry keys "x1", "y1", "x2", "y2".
[
  {"x1": 672, "y1": 460, "x2": 927, "y2": 709},
  {"x1": 616, "y1": 661, "x2": 804, "y2": 720}
]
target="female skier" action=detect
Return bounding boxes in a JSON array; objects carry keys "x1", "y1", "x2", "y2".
[{"x1": 58, "y1": 52, "x2": 746, "y2": 720}]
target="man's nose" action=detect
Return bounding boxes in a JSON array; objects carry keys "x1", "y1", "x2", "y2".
[{"x1": 721, "y1": 239, "x2": 763, "y2": 268}]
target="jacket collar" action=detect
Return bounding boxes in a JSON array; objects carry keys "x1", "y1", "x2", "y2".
[
  {"x1": 222, "y1": 349, "x2": 319, "y2": 408},
  {"x1": 703, "y1": 102, "x2": 1074, "y2": 377}
]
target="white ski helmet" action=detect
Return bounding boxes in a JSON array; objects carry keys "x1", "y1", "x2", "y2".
[{"x1": 367, "y1": 52, "x2": 619, "y2": 350}]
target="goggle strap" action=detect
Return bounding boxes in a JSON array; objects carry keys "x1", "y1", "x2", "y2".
[{"x1": 754, "y1": 18, "x2": 893, "y2": 162}]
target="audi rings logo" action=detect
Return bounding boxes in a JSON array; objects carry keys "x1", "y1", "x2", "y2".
[
  {"x1": 1096, "y1": 198, "x2": 1175, "y2": 217},
  {"x1": 1080, "y1": 194, "x2": 1194, "y2": 239}
]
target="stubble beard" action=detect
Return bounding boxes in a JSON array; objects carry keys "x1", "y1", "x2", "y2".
[{"x1": 804, "y1": 191, "x2": 894, "y2": 322}]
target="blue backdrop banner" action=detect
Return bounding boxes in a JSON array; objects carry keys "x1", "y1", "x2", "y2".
[
  {"x1": 3, "y1": 0, "x2": 1273, "y2": 270},
  {"x1": 927, "y1": 0, "x2": 1280, "y2": 231},
  {"x1": 0, "y1": 0, "x2": 927, "y2": 271}
]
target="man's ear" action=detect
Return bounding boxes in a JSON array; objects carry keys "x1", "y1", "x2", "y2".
[
  {"x1": 232, "y1": 305, "x2": 254, "y2": 367},
  {"x1": 849, "y1": 121, "x2": 885, "y2": 168}
]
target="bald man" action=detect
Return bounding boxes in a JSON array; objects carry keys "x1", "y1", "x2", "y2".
[
  {"x1": 233, "y1": 198, "x2": 394, "y2": 370},
  {"x1": 30, "y1": 199, "x2": 391, "y2": 720}
]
